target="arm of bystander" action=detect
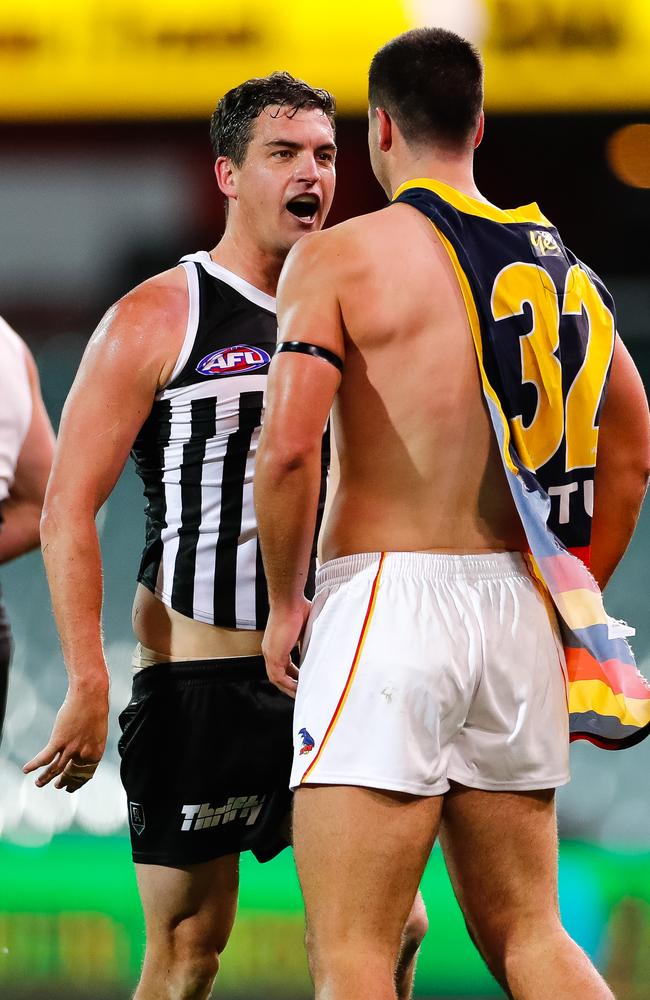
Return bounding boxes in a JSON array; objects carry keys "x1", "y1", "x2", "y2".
[{"x1": 0, "y1": 344, "x2": 55, "y2": 564}]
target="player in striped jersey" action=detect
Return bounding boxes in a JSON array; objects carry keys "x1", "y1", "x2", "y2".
[{"x1": 24, "y1": 74, "x2": 426, "y2": 999}]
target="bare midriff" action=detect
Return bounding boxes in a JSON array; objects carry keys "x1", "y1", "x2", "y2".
[
  {"x1": 132, "y1": 583, "x2": 264, "y2": 660},
  {"x1": 320, "y1": 201, "x2": 528, "y2": 562}
]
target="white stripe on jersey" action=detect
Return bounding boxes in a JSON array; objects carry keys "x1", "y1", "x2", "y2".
[
  {"x1": 156, "y1": 396, "x2": 185, "y2": 601},
  {"x1": 162, "y1": 261, "x2": 201, "y2": 389},
  {"x1": 235, "y1": 425, "x2": 262, "y2": 627}
]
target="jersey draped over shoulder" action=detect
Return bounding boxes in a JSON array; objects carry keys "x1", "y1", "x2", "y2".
[
  {"x1": 130, "y1": 251, "x2": 327, "y2": 630},
  {"x1": 392, "y1": 179, "x2": 650, "y2": 750}
]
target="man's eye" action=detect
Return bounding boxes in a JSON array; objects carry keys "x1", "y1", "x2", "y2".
[
  {"x1": 318, "y1": 153, "x2": 334, "y2": 163},
  {"x1": 273, "y1": 150, "x2": 292, "y2": 158}
]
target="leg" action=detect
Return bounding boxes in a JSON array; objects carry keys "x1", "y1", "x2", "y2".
[
  {"x1": 134, "y1": 854, "x2": 239, "y2": 1000},
  {"x1": 440, "y1": 784, "x2": 614, "y2": 999},
  {"x1": 293, "y1": 785, "x2": 441, "y2": 1000},
  {"x1": 0, "y1": 605, "x2": 12, "y2": 746},
  {"x1": 396, "y1": 890, "x2": 428, "y2": 1000}
]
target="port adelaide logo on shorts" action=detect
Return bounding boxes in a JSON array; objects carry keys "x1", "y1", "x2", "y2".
[
  {"x1": 129, "y1": 802, "x2": 146, "y2": 835},
  {"x1": 196, "y1": 344, "x2": 271, "y2": 377}
]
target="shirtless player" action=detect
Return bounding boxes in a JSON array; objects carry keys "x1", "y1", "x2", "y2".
[{"x1": 256, "y1": 29, "x2": 650, "y2": 1000}]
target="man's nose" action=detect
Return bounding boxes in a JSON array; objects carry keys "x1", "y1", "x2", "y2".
[{"x1": 295, "y1": 153, "x2": 320, "y2": 184}]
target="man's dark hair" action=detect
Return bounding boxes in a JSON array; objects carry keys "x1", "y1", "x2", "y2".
[
  {"x1": 210, "y1": 71, "x2": 336, "y2": 166},
  {"x1": 369, "y1": 28, "x2": 483, "y2": 151}
]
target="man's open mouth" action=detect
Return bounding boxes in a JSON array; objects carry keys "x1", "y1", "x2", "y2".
[{"x1": 286, "y1": 195, "x2": 320, "y2": 222}]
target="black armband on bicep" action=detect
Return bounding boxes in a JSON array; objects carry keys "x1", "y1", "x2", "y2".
[{"x1": 274, "y1": 341, "x2": 344, "y2": 372}]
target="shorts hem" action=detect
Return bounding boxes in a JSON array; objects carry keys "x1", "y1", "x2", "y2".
[
  {"x1": 131, "y1": 840, "x2": 289, "y2": 867},
  {"x1": 291, "y1": 771, "x2": 448, "y2": 797},
  {"x1": 446, "y1": 770, "x2": 571, "y2": 792}
]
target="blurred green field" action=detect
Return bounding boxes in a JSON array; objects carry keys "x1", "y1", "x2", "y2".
[{"x1": 1, "y1": 837, "x2": 650, "y2": 999}]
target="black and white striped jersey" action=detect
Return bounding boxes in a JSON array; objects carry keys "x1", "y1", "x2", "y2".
[{"x1": 131, "y1": 251, "x2": 326, "y2": 629}]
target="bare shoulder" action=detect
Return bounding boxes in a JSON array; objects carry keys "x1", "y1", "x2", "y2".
[
  {"x1": 85, "y1": 265, "x2": 189, "y2": 386},
  {"x1": 107, "y1": 265, "x2": 188, "y2": 342},
  {"x1": 281, "y1": 208, "x2": 392, "y2": 286}
]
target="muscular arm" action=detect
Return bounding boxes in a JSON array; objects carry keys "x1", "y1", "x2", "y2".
[
  {"x1": 0, "y1": 345, "x2": 55, "y2": 564},
  {"x1": 255, "y1": 234, "x2": 343, "y2": 694},
  {"x1": 590, "y1": 336, "x2": 650, "y2": 590},
  {"x1": 24, "y1": 272, "x2": 187, "y2": 789}
]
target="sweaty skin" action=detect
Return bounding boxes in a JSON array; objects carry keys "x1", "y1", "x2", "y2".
[
  {"x1": 319, "y1": 202, "x2": 527, "y2": 561},
  {"x1": 24, "y1": 104, "x2": 337, "y2": 789},
  {"x1": 256, "y1": 195, "x2": 649, "y2": 693}
]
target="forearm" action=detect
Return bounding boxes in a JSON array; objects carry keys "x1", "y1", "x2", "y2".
[
  {"x1": 40, "y1": 500, "x2": 109, "y2": 692},
  {"x1": 590, "y1": 467, "x2": 649, "y2": 590},
  {"x1": 0, "y1": 498, "x2": 42, "y2": 563},
  {"x1": 255, "y1": 444, "x2": 322, "y2": 610}
]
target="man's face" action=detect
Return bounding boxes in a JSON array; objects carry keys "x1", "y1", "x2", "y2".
[{"x1": 227, "y1": 106, "x2": 336, "y2": 257}]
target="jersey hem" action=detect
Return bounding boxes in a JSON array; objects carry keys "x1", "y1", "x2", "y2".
[{"x1": 136, "y1": 577, "x2": 261, "y2": 631}]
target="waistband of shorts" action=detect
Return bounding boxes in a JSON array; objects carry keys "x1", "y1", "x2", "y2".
[
  {"x1": 131, "y1": 654, "x2": 267, "y2": 693},
  {"x1": 316, "y1": 550, "x2": 530, "y2": 589}
]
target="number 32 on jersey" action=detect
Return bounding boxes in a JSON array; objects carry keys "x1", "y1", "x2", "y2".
[{"x1": 491, "y1": 262, "x2": 615, "y2": 473}]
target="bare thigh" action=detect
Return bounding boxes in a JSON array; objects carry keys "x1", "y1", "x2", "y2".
[
  {"x1": 136, "y1": 854, "x2": 240, "y2": 956},
  {"x1": 293, "y1": 785, "x2": 441, "y2": 953},
  {"x1": 440, "y1": 784, "x2": 560, "y2": 961}
]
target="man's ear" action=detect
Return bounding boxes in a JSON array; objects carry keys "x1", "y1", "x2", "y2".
[
  {"x1": 376, "y1": 108, "x2": 393, "y2": 152},
  {"x1": 215, "y1": 156, "x2": 237, "y2": 200},
  {"x1": 474, "y1": 111, "x2": 485, "y2": 150}
]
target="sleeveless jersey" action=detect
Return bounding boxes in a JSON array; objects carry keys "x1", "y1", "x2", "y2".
[
  {"x1": 0, "y1": 316, "x2": 32, "y2": 504},
  {"x1": 393, "y1": 179, "x2": 650, "y2": 750},
  {"x1": 131, "y1": 251, "x2": 326, "y2": 629}
]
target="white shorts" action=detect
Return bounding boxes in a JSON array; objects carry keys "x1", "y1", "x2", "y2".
[{"x1": 290, "y1": 551, "x2": 570, "y2": 795}]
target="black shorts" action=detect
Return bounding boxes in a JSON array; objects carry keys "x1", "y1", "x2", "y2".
[{"x1": 118, "y1": 656, "x2": 294, "y2": 867}]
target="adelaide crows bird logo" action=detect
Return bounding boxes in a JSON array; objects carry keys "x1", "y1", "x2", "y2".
[{"x1": 299, "y1": 727, "x2": 315, "y2": 755}]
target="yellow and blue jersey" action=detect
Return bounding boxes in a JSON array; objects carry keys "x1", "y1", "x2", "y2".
[{"x1": 393, "y1": 178, "x2": 650, "y2": 750}]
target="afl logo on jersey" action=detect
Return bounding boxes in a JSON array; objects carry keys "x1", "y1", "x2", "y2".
[{"x1": 196, "y1": 344, "x2": 271, "y2": 377}]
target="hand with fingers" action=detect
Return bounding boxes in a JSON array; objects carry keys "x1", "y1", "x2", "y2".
[
  {"x1": 262, "y1": 598, "x2": 311, "y2": 698},
  {"x1": 23, "y1": 685, "x2": 109, "y2": 793}
]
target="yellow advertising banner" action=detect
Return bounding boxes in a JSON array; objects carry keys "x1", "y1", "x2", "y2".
[{"x1": 0, "y1": 0, "x2": 649, "y2": 119}]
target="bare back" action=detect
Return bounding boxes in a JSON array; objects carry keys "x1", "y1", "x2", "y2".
[{"x1": 321, "y1": 203, "x2": 526, "y2": 560}]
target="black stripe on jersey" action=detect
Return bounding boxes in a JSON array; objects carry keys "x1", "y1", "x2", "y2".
[
  {"x1": 170, "y1": 397, "x2": 216, "y2": 613},
  {"x1": 255, "y1": 540, "x2": 270, "y2": 630},
  {"x1": 213, "y1": 391, "x2": 264, "y2": 627},
  {"x1": 134, "y1": 398, "x2": 173, "y2": 593}
]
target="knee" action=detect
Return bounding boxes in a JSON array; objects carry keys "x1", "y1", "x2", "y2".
[
  {"x1": 147, "y1": 930, "x2": 221, "y2": 999},
  {"x1": 305, "y1": 924, "x2": 397, "y2": 989},
  {"x1": 176, "y1": 951, "x2": 220, "y2": 998},
  {"x1": 470, "y1": 908, "x2": 563, "y2": 986},
  {"x1": 401, "y1": 892, "x2": 429, "y2": 959}
]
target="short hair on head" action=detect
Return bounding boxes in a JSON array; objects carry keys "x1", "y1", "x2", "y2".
[
  {"x1": 369, "y1": 28, "x2": 483, "y2": 151},
  {"x1": 210, "y1": 71, "x2": 336, "y2": 166}
]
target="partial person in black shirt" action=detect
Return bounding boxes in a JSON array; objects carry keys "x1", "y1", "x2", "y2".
[
  {"x1": 0, "y1": 316, "x2": 54, "y2": 743},
  {"x1": 24, "y1": 75, "x2": 426, "y2": 999}
]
